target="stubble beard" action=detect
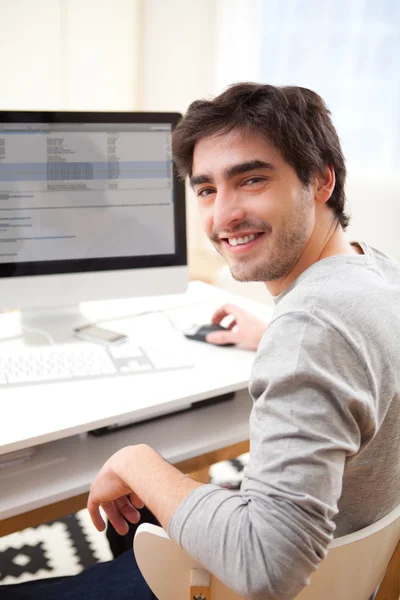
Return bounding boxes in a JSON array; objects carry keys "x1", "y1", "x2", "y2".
[{"x1": 215, "y1": 189, "x2": 313, "y2": 283}]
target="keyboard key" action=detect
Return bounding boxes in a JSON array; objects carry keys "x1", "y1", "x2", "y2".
[{"x1": 0, "y1": 340, "x2": 193, "y2": 387}]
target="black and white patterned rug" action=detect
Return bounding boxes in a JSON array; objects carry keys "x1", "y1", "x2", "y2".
[
  {"x1": 0, "y1": 509, "x2": 113, "y2": 585},
  {"x1": 0, "y1": 454, "x2": 248, "y2": 585}
]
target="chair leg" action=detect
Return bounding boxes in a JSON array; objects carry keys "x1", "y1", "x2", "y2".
[
  {"x1": 375, "y1": 539, "x2": 400, "y2": 600},
  {"x1": 190, "y1": 569, "x2": 211, "y2": 600},
  {"x1": 190, "y1": 584, "x2": 211, "y2": 600}
]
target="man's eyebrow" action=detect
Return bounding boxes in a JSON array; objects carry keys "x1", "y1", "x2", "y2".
[
  {"x1": 190, "y1": 160, "x2": 275, "y2": 188},
  {"x1": 224, "y1": 160, "x2": 276, "y2": 179},
  {"x1": 190, "y1": 174, "x2": 213, "y2": 187}
]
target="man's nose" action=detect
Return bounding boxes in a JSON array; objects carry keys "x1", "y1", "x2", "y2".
[{"x1": 213, "y1": 190, "x2": 245, "y2": 230}]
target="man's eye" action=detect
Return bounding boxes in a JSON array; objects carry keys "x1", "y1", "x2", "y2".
[
  {"x1": 243, "y1": 176, "x2": 266, "y2": 185},
  {"x1": 197, "y1": 188, "x2": 215, "y2": 197}
]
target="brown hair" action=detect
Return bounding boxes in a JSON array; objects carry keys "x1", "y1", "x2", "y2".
[{"x1": 172, "y1": 82, "x2": 349, "y2": 229}]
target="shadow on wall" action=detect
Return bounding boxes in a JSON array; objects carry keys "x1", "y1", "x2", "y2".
[{"x1": 346, "y1": 173, "x2": 400, "y2": 260}]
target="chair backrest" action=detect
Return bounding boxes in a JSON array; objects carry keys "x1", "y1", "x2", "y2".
[
  {"x1": 134, "y1": 523, "x2": 241, "y2": 600},
  {"x1": 134, "y1": 502, "x2": 400, "y2": 600}
]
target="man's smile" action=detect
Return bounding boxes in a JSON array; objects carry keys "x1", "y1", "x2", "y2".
[{"x1": 219, "y1": 231, "x2": 265, "y2": 252}]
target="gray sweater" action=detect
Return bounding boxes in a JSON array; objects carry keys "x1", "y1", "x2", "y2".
[{"x1": 168, "y1": 243, "x2": 400, "y2": 600}]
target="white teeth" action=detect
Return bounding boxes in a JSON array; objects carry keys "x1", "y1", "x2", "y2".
[{"x1": 228, "y1": 233, "x2": 257, "y2": 246}]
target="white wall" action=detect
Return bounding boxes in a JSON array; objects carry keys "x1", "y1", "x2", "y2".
[
  {"x1": 0, "y1": 0, "x2": 63, "y2": 110},
  {"x1": 64, "y1": 0, "x2": 139, "y2": 110},
  {"x1": 138, "y1": 0, "x2": 218, "y2": 112},
  {"x1": 0, "y1": 0, "x2": 218, "y2": 113},
  {"x1": 346, "y1": 173, "x2": 400, "y2": 260},
  {"x1": 0, "y1": 0, "x2": 139, "y2": 111},
  {"x1": 138, "y1": 0, "x2": 218, "y2": 253}
]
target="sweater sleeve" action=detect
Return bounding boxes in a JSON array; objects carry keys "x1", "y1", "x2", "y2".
[{"x1": 168, "y1": 312, "x2": 374, "y2": 600}]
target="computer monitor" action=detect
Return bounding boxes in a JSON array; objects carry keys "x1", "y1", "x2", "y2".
[{"x1": 0, "y1": 111, "x2": 188, "y2": 339}]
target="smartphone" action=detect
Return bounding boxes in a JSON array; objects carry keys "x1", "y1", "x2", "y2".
[{"x1": 74, "y1": 324, "x2": 128, "y2": 346}]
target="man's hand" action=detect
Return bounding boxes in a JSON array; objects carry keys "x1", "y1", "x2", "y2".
[
  {"x1": 87, "y1": 444, "x2": 203, "y2": 534},
  {"x1": 206, "y1": 303, "x2": 268, "y2": 350},
  {"x1": 87, "y1": 447, "x2": 145, "y2": 535}
]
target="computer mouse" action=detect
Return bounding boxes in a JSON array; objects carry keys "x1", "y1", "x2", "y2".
[{"x1": 184, "y1": 323, "x2": 234, "y2": 346}]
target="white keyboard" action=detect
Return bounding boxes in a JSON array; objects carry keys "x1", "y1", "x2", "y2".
[{"x1": 0, "y1": 341, "x2": 193, "y2": 387}]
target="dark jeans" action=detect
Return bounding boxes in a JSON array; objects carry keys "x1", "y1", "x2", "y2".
[
  {"x1": 0, "y1": 507, "x2": 160, "y2": 600},
  {"x1": 0, "y1": 549, "x2": 156, "y2": 600}
]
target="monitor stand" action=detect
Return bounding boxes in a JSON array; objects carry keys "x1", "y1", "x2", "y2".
[{"x1": 20, "y1": 305, "x2": 90, "y2": 346}]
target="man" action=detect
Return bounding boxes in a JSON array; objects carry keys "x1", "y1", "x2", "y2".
[{"x1": 3, "y1": 83, "x2": 400, "y2": 600}]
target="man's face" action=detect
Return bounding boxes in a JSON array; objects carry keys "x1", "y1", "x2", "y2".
[{"x1": 191, "y1": 128, "x2": 315, "y2": 283}]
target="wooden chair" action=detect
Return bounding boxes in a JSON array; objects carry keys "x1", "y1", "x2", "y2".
[{"x1": 134, "y1": 501, "x2": 400, "y2": 600}]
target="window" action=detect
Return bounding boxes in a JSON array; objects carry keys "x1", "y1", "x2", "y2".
[{"x1": 216, "y1": 0, "x2": 400, "y2": 173}]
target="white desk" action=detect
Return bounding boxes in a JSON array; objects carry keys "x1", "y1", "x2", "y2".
[
  {"x1": 0, "y1": 282, "x2": 272, "y2": 535},
  {"x1": 0, "y1": 390, "x2": 253, "y2": 535}
]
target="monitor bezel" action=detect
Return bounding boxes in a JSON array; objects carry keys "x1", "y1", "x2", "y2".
[{"x1": 0, "y1": 110, "x2": 187, "y2": 278}]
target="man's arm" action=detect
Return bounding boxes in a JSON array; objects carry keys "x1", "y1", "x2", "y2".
[
  {"x1": 166, "y1": 312, "x2": 373, "y2": 599},
  {"x1": 87, "y1": 444, "x2": 203, "y2": 534},
  {"x1": 88, "y1": 311, "x2": 373, "y2": 600},
  {"x1": 88, "y1": 302, "x2": 268, "y2": 532}
]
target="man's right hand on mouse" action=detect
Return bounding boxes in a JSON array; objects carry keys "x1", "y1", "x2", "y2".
[{"x1": 206, "y1": 303, "x2": 268, "y2": 351}]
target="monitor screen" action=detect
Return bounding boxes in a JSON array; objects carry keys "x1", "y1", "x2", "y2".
[{"x1": 0, "y1": 112, "x2": 188, "y2": 310}]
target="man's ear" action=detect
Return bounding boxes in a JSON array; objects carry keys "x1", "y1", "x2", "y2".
[{"x1": 314, "y1": 165, "x2": 335, "y2": 204}]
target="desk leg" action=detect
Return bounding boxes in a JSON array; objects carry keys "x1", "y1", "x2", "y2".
[{"x1": 0, "y1": 440, "x2": 250, "y2": 537}]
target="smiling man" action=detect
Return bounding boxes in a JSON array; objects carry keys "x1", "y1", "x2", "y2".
[
  {"x1": 89, "y1": 84, "x2": 400, "y2": 599},
  {"x1": 4, "y1": 84, "x2": 400, "y2": 600},
  {"x1": 190, "y1": 129, "x2": 349, "y2": 289}
]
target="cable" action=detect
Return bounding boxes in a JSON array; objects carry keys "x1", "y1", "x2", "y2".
[
  {"x1": 94, "y1": 301, "x2": 215, "y2": 333},
  {"x1": 0, "y1": 301, "x2": 217, "y2": 345},
  {"x1": 20, "y1": 325, "x2": 56, "y2": 346}
]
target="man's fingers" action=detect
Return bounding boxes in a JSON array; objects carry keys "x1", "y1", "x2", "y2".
[
  {"x1": 101, "y1": 501, "x2": 130, "y2": 536},
  {"x1": 211, "y1": 303, "x2": 236, "y2": 324},
  {"x1": 88, "y1": 494, "x2": 142, "y2": 534},
  {"x1": 211, "y1": 303, "x2": 244, "y2": 325},
  {"x1": 115, "y1": 495, "x2": 141, "y2": 524},
  {"x1": 87, "y1": 499, "x2": 106, "y2": 532},
  {"x1": 206, "y1": 330, "x2": 238, "y2": 345}
]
